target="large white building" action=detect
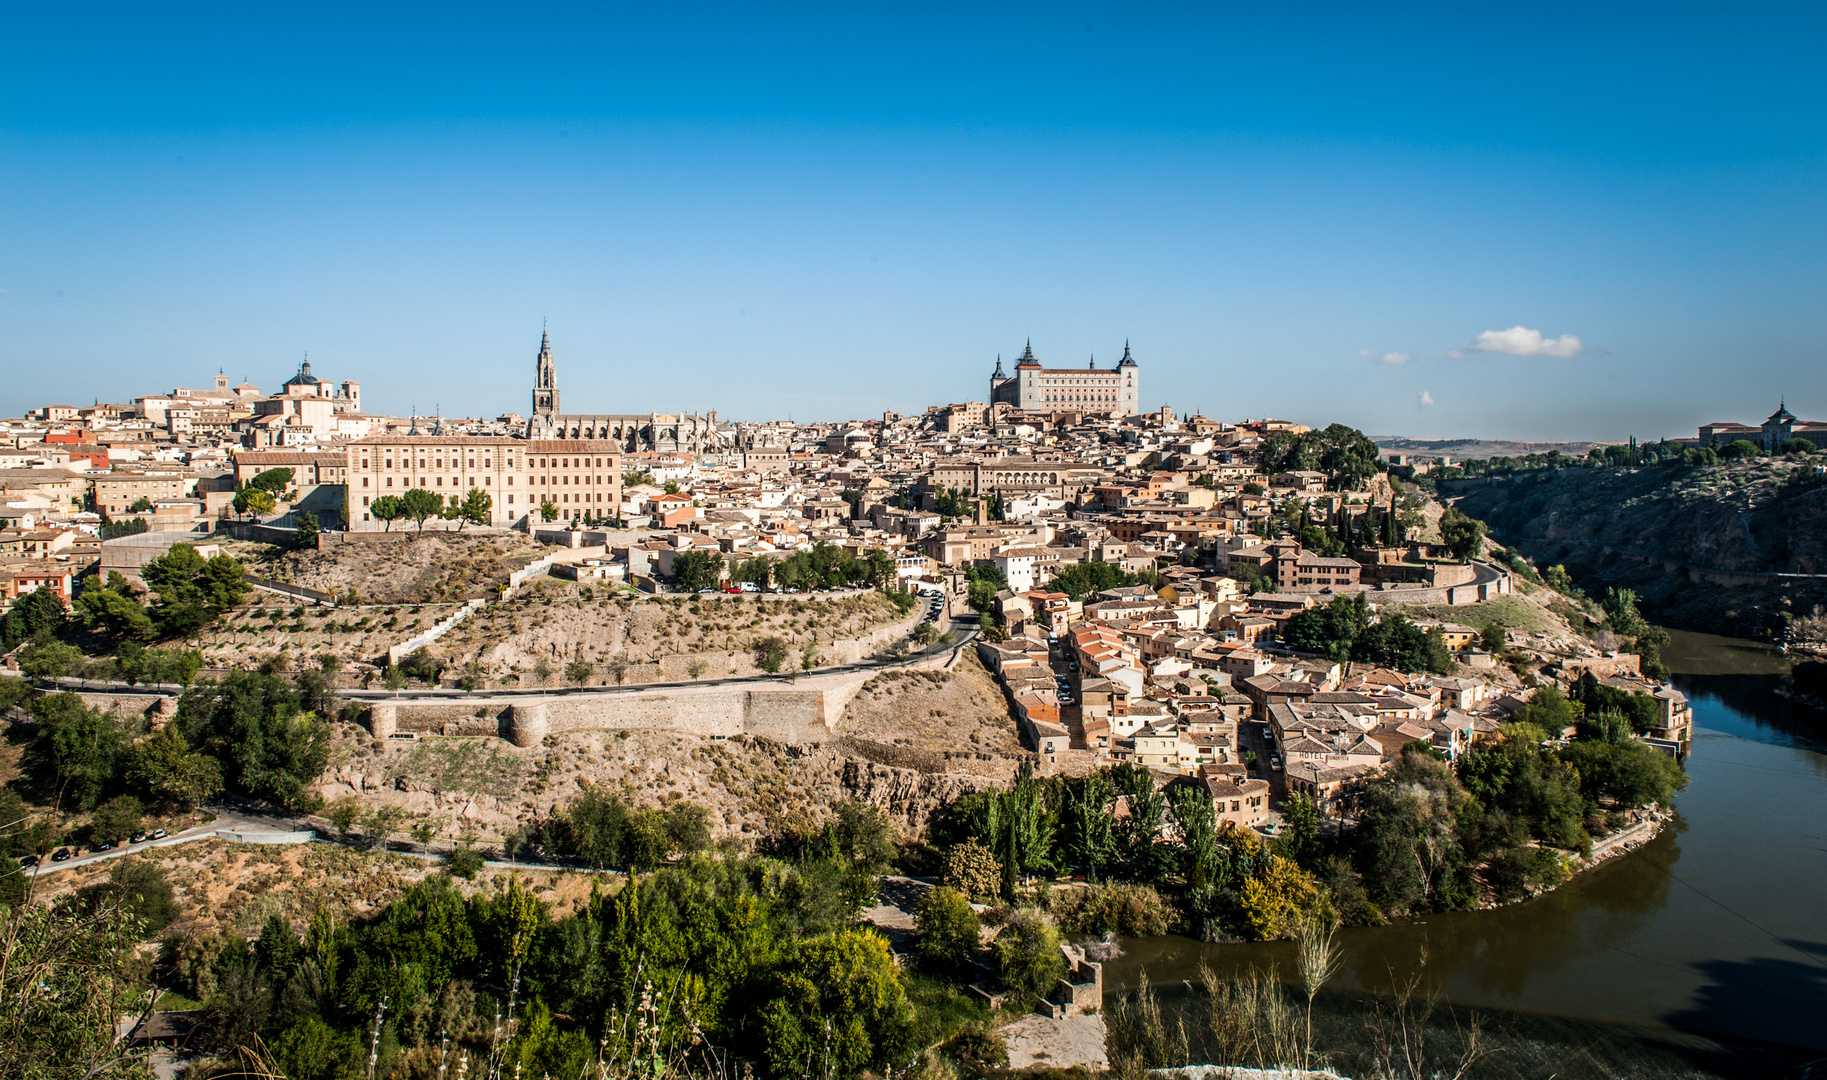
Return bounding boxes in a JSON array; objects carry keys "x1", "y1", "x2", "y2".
[{"x1": 989, "y1": 341, "x2": 1140, "y2": 416}]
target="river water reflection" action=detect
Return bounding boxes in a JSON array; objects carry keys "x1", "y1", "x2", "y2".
[{"x1": 1101, "y1": 629, "x2": 1827, "y2": 1069}]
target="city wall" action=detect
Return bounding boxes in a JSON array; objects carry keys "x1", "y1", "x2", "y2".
[
  {"x1": 362, "y1": 633, "x2": 958, "y2": 748},
  {"x1": 365, "y1": 676, "x2": 864, "y2": 747}
]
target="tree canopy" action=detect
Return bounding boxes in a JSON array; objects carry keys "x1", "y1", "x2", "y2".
[
  {"x1": 174, "y1": 670, "x2": 332, "y2": 809},
  {"x1": 1257, "y1": 424, "x2": 1382, "y2": 490}
]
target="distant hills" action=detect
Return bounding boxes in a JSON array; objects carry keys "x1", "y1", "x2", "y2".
[{"x1": 1372, "y1": 436, "x2": 1612, "y2": 459}]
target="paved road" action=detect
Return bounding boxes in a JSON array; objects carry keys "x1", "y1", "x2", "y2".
[
  {"x1": 19, "y1": 804, "x2": 617, "y2": 880},
  {"x1": 21, "y1": 808, "x2": 302, "y2": 878}
]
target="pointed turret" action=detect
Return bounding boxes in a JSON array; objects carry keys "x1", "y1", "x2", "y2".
[
  {"x1": 1116, "y1": 341, "x2": 1138, "y2": 368},
  {"x1": 1016, "y1": 340, "x2": 1040, "y2": 368}
]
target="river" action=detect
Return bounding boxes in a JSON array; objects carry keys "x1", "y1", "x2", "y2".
[{"x1": 1100, "y1": 629, "x2": 1827, "y2": 1079}]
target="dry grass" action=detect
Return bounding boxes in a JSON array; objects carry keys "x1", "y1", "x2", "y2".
[
  {"x1": 837, "y1": 651, "x2": 1026, "y2": 758},
  {"x1": 31, "y1": 838, "x2": 603, "y2": 937}
]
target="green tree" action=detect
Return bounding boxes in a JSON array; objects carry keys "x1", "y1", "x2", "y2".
[
  {"x1": 399, "y1": 646, "x2": 444, "y2": 683},
  {"x1": 28, "y1": 692, "x2": 128, "y2": 810},
  {"x1": 88, "y1": 794, "x2": 143, "y2": 843},
  {"x1": 1282, "y1": 593, "x2": 1370, "y2": 659},
  {"x1": 753, "y1": 635, "x2": 790, "y2": 673},
  {"x1": 1047, "y1": 560, "x2": 1152, "y2": 601},
  {"x1": 141, "y1": 543, "x2": 248, "y2": 634},
  {"x1": 1719, "y1": 439, "x2": 1762, "y2": 459},
  {"x1": 1258, "y1": 424, "x2": 1382, "y2": 490},
  {"x1": 565, "y1": 657, "x2": 594, "y2": 687},
  {"x1": 913, "y1": 886, "x2": 981, "y2": 972},
  {"x1": 127, "y1": 723, "x2": 224, "y2": 807},
  {"x1": 87, "y1": 857, "x2": 178, "y2": 938},
  {"x1": 399, "y1": 487, "x2": 444, "y2": 534},
  {"x1": 246, "y1": 467, "x2": 296, "y2": 494},
  {"x1": 862, "y1": 548, "x2": 896, "y2": 589},
  {"x1": 671, "y1": 549, "x2": 724, "y2": 591},
  {"x1": 3, "y1": 589, "x2": 69, "y2": 648},
  {"x1": 940, "y1": 838, "x2": 1003, "y2": 899},
  {"x1": 992, "y1": 907, "x2": 1067, "y2": 996},
  {"x1": 0, "y1": 884, "x2": 154, "y2": 1079},
  {"x1": 457, "y1": 487, "x2": 493, "y2": 530},
  {"x1": 448, "y1": 845, "x2": 486, "y2": 879},
  {"x1": 539, "y1": 498, "x2": 559, "y2": 522},
  {"x1": 1278, "y1": 792, "x2": 1322, "y2": 869},
  {"x1": 1438, "y1": 507, "x2": 1487, "y2": 561},
  {"x1": 292, "y1": 510, "x2": 319, "y2": 549},
  {"x1": 1060, "y1": 772, "x2": 1116, "y2": 880},
  {"x1": 231, "y1": 485, "x2": 277, "y2": 520},
  {"x1": 663, "y1": 801, "x2": 712, "y2": 855},
  {"x1": 75, "y1": 573, "x2": 155, "y2": 643},
  {"x1": 1351, "y1": 616, "x2": 1455, "y2": 674},
  {"x1": 19, "y1": 639, "x2": 82, "y2": 681},
  {"x1": 175, "y1": 670, "x2": 332, "y2": 809},
  {"x1": 759, "y1": 929, "x2": 915, "y2": 1080},
  {"x1": 368, "y1": 494, "x2": 403, "y2": 531}
]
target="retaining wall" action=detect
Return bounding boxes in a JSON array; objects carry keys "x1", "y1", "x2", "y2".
[{"x1": 366, "y1": 677, "x2": 860, "y2": 746}]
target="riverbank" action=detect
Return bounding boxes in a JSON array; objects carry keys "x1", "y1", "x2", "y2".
[
  {"x1": 1469, "y1": 805, "x2": 1672, "y2": 912},
  {"x1": 1103, "y1": 627, "x2": 1827, "y2": 1077}
]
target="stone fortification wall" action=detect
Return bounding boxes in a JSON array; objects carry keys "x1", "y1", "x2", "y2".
[
  {"x1": 1371, "y1": 564, "x2": 1510, "y2": 607},
  {"x1": 369, "y1": 681, "x2": 848, "y2": 747},
  {"x1": 819, "y1": 605, "x2": 928, "y2": 665}
]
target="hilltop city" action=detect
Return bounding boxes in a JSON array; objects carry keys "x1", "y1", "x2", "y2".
[
  {"x1": 0, "y1": 330, "x2": 1740, "y2": 1077},
  {"x1": 3, "y1": 331, "x2": 1708, "y2": 790}
]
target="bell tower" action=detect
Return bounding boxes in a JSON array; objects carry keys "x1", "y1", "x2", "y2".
[{"x1": 532, "y1": 326, "x2": 560, "y2": 420}]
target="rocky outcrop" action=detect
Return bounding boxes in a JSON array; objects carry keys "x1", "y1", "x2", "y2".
[{"x1": 1451, "y1": 463, "x2": 1827, "y2": 637}]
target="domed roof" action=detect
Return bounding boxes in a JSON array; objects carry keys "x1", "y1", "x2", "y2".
[{"x1": 283, "y1": 359, "x2": 327, "y2": 387}]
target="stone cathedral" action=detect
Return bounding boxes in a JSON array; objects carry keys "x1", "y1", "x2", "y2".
[{"x1": 524, "y1": 329, "x2": 729, "y2": 456}]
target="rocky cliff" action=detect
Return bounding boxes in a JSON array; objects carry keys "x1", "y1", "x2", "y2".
[{"x1": 1449, "y1": 460, "x2": 1827, "y2": 637}]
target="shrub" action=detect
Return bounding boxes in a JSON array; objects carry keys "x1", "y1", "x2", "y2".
[
  {"x1": 448, "y1": 845, "x2": 485, "y2": 880},
  {"x1": 940, "y1": 839, "x2": 1003, "y2": 900},
  {"x1": 1050, "y1": 882, "x2": 1174, "y2": 937},
  {"x1": 399, "y1": 647, "x2": 444, "y2": 683},
  {"x1": 913, "y1": 886, "x2": 981, "y2": 972},
  {"x1": 992, "y1": 907, "x2": 1066, "y2": 997}
]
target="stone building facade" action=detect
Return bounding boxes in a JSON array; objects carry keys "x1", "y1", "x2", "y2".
[
  {"x1": 989, "y1": 340, "x2": 1140, "y2": 416},
  {"x1": 345, "y1": 435, "x2": 622, "y2": 529}
]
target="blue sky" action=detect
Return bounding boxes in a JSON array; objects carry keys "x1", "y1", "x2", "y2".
[{"x1": 3, "y1": 3, "x2": 1823, "y2": 440}]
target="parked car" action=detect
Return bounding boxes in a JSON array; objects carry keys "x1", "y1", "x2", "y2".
[
  {"x1": 131, "y1": 831, "x2": 148, "y2": 844},
  {"x1": 151, "y1": 827, "x2": 168, "y2": 839},
  {"x1": 17, "y1": 855, "x2": 37, "y2": 868},
  {"x1": 1269, "y1": 755, "x2": 1283, "y2": 771},
  {"x1": 94, "y1": 841, "x2": 113, "y2": 852},
  {"x1": 51, "y1": 848, "x2": 72, "y2": 862}
]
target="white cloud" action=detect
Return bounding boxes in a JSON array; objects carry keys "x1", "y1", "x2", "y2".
[
  {"x1": 1417, "y1": 390, "x2": 1435, "y2": 407},
  {"x1": 1464, "y1": 325, "x2": 1584, "y2": 358},
  {"x1": 1359, "y1": 348, "x2": 1411, "y2": 366}
]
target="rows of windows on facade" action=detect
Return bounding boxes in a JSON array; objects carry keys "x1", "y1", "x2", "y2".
[
  {"x1": 988, "y1": 340, "x2": 1140, "y2": 416},
  {"x1": 348, "y1": 330, "x2": 631, "y2": 528}
]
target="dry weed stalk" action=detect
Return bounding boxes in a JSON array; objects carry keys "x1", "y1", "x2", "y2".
[{"x1": 1361, "y1": 950, "x2": 1488, "y2": 1080}]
